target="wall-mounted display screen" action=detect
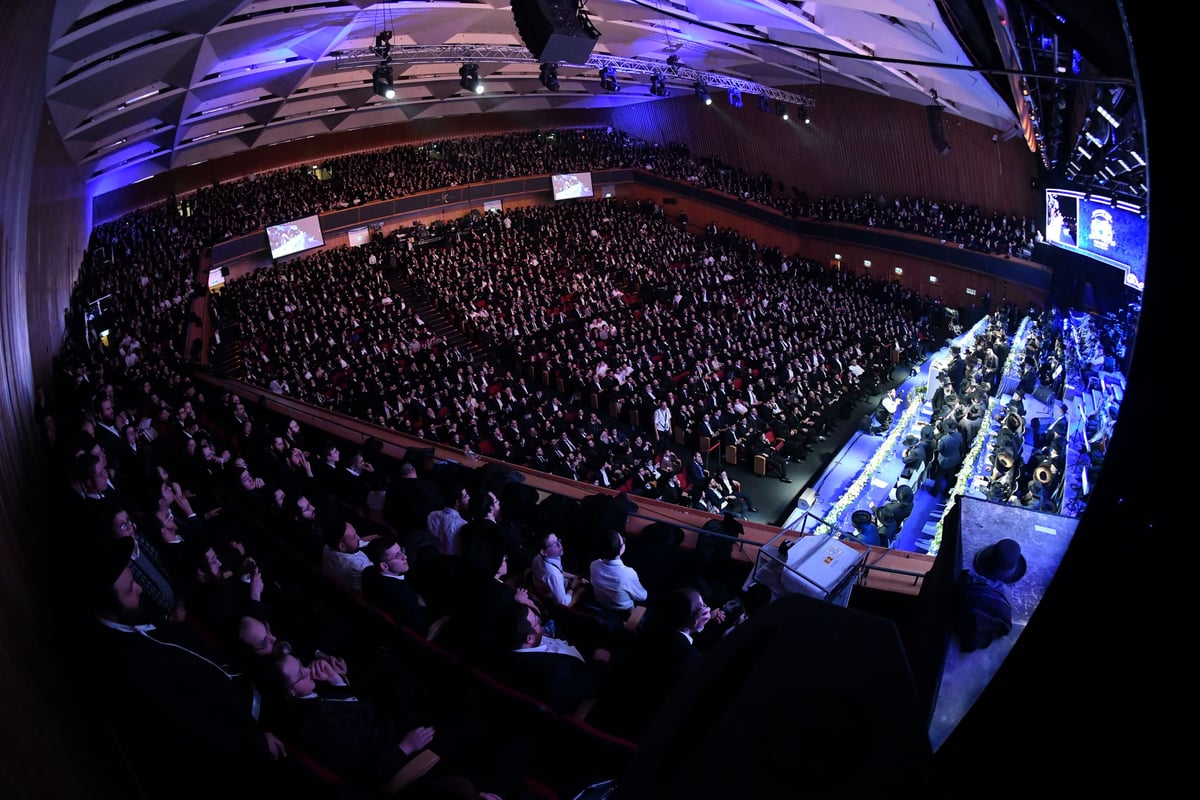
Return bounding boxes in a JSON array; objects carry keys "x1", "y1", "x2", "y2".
[
  {"x1": 266, "y1": 214, "x2": 325, "y2": 259},
  {"x1": 551, "y1": 171, "x2": 594, "y2": 201},
  {"x1": 1045, "y1": 189, "x2": 1146, "y2": 292},
  {"x1": 347, "y1": 226, "x2": 371, "y2": 247},
  {"x1": 483, "y1": 199, "x2": 503, "y2": 214}
]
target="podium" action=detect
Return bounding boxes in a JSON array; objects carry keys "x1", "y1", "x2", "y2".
[{"x1": 746, "y1": 532, "x2": 867, "y2": 606}]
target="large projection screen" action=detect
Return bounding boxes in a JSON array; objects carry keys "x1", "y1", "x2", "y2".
[{"x1": 266, "y1": 214, "x2": 325, "y2": 259}]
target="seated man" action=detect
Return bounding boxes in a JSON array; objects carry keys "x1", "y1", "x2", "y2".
[
  {"x1": 529, "y1": 529, "x2": 587, "y2": 609},
  {"x1": 846, "y1": 509, "x2": 884, "y2": 547},
  {"x1": 361, "y1": 535, "x2": 432, "y2": 637},
  {"x1": 684, "y1": 451, "x2": 709, "y2": 490},
  {"x1": 87, "y1": 538, "x2": 289, "y2": 796},
  {"x1": 711, "y1": 469, "x2": 757, "y2": 514},
  {"x1": 493, "y1": 604, "x2": 611, "y2": 717},
  {"x1": 750, "y1": 433, "x2": 791, "y2": 483},
  {"x1": 319, "y1": 517, "x2": 375, "y2": 594},
  {"x1": 588, "y1": 587, "x2": 712, "y2": 741},
  {"x1": 265, "y1": 651, "x2": 442, "y2": 793},
  {"x1": 588, "y1": 530, "x2": 649, "y2": 620},
  {"x1": 237, "y1": 612, "x2": 417, "y2": 723}
]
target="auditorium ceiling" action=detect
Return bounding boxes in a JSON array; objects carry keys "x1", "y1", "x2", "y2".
[{"x1": 47, "y1": 1, "x2": 1141, "y2": 199}]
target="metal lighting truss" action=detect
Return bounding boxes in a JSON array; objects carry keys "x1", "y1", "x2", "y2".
[{"x1": 333, "y1": 44, "x2": 816, "y2": 107}]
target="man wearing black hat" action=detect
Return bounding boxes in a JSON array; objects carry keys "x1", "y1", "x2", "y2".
[
  {"x1": 874, "y1": 484, "x2": 915, "y2": 546},
  {"x1": 930, "y1": 420, "x2": 965, "y2": 498},
  {"x1": 847, "y1": 509, "x2": 884, "y2": 547},
  {"x1": 973, "y1": 538, "x2": 1028, "y2": 585},
  {"x1": 87, "y1": 538, "x2": 288, "y2": 797},
  {"x1": 901, "y1": 434, "x2": 927, "y2": 477}
]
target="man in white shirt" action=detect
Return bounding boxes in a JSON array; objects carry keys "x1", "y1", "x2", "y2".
[
  {"x1": 653, "y1": 400, "x2": 672, "y2": 455},
  {"x1": 427, "y1": 482, "x2": 471, "y2": 556},
  {"x1": 530, "y1": 531, "x2": 587, "y2": 608},
  {"x1": 320, "y1": 520, "x2": 374, "y2": 593},
  {"x1": 589, "y1": 530, "x2": 648, "y2": 617}
]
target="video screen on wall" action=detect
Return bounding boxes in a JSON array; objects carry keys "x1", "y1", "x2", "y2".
[
  {"x1": 550, "y1": 171, "x2": 594, "y2": 201},
  {"x1": 347, "y1": 226, "x2": 371, "y2": 247},
  {"x1": 266, "y1": 214, "x2": 325, "y2": 259},
  {"x1": 1045, "y1": 189, "x2": 1146, "y2": 292}
]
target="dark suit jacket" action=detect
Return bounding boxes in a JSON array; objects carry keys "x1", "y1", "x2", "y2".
[
  {"x1": 361, "y1": 566, "x2": 430, "y2": 637},
  {"x1": 274, "y1": 695, "x2": 409, "y2": 788},
  {"x1": 92, "y1": 621, "x2": 272, "y2": 794},
  {"x1": 494, "y1": 649, "x2": 607, "y2": 717},
  {"x1": 383, "y1": 476, "x2": 443, "y2": 535},
  {"x1": 590, "y1": 629, "x2": 701, "y2": 740}
]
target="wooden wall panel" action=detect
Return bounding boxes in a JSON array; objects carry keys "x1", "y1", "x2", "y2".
[
  {"x1": 610, "y1": 85, "x2": 1042, "y2": 220},
  {"x1": 0, "y1": 1, "x2": 117, "y2": 797}
]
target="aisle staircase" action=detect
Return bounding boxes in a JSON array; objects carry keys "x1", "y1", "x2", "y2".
[
  {"x1": 216, "y1": 320, "x2": 246, "y2": 380},
  {"x1": 387, "y1": 273, "x2": 484, "y2": 366}
]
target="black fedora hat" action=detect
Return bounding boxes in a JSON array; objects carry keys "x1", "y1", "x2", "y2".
[
  {"x1": 973, "y1": 538, "x2": 1027, "y2": 584},
  {"x1": 850, "y1": 509, "x2": 874, "y2": 528}
]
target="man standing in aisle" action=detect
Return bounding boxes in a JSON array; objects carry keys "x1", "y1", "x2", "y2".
[{"x1": 653, "y1": 400, "x2": 673, "y2": 456}]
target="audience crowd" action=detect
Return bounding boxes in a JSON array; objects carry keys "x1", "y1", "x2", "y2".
[{"x1": 43, "y1": 125, "x2": 1049, "y2": 798}]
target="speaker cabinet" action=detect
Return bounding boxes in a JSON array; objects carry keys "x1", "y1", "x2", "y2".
[
  {"x1": 926, "y1": 104, "x2": 951, "y2": 155},
  {"x1": 511, "y1": 0, "x2": 599, "y2": 64}
]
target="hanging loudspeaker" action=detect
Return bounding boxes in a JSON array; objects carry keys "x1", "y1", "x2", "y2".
[{"x1": 927, "y1": 104, "x2": 950, "y2": 155}]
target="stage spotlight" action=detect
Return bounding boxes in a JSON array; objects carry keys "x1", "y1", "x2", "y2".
[
  {"x1": 459, "y1": 63, "x2": 483, "y2": 94},
  {"x1": 757, "y1": 95, "x2": 771, "y2": 112},
  {"x1": 372, "y1": 65, "x2": 395, "y2": 99},
  {"x1": 775, "y1": 101, "x2": 788, "y2": 120},
  {"x1": 802, "y1": 108, "x2": 811, "y2": 124},
  {"x1": 599, "y1": 66, "x2": 619, "y2": 92},
  {"x1": 539, "y1": 62, "x2": 560, "y2": 92},
  {"x1": 728, "y1": 88, "x2": 743, "y2": 108},
  {"x1": 693, "y1": 81, "x2": 711, "y2": 105},
  {"x1": 650, "y1": 74, "x2": 669, "y2": 97}
]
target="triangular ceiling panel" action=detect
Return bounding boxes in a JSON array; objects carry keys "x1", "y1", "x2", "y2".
[{"x1": 44, "y1": 0, "x2": 1132, "y2": 194}]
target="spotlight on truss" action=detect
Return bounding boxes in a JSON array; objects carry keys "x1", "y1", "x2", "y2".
[
  {"x1": 459, "y1": 63, "x2": 483, "y2": 94},
  {"x1": 372, "y1": 65, "x2": 395, "y2": 99}
]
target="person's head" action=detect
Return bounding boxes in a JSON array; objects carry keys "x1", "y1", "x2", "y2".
[
  {"x1": 153, "y1": 505, "x2": 181, "y2": 542},
  {"x1": 294, "y1": 494, "x2": 317, "y2": 521},
  {"x1": 238, "y1": 614, "x2": 285, "y2": 657},
  {"x1": 91, "y1": 537, "x2": 147, "y2": 622},
  {"x1": 443, "y1": 480, "x2": 469, "y2": 511},
  {"x1": 477, "y1": 490, "x2": 500, "y2": 521},
  {"x1": 657, "y1": 588, "x2": 711, "y2": 635},
  {"x1": 193, "y1": 545, "x2": 224, "y2": 583},
  {"x1": 325, "y1": 519, "x2": 360, "y2": 553},
  {"x1": 272, "y1": 652, "x2": 315, "y2": 698},
  {"x1": 108, "y1": 507, "x2": 138, "y2": 541},
  {"x1": 601, "y1": 529, "x2": 626, "y2": 561},
  {"x1": 536, "y1": 530, "x2": 565, "y2": 560},
  {"x1": 77, "y1": 451, "x2": 108, "y2": 493},
  {"x1": 365, "y1": 536, "x2": 409, "y2": 576},
  {"x1": 512, "y1": 604, "x2": 544, "y2": 650}
]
